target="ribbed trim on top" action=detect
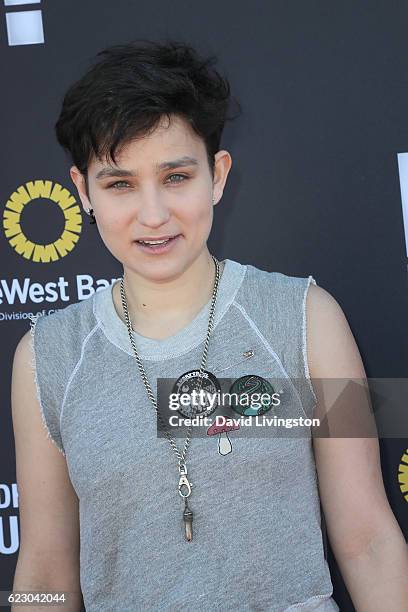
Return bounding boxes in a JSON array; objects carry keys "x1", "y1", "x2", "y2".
[{"x1": 93, "y1": 258, "x2": 247, "y2": 360}]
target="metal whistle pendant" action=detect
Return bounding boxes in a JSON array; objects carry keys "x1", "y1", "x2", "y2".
[{"x1": 183, "y1": 498, "x2": 193, "y2": 541}]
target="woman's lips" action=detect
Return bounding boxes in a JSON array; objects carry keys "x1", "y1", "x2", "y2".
[{"x1": 134, "y1": 234, "x2": 181, "y2": 253}]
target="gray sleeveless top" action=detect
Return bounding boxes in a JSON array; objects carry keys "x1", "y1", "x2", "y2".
[{"x1": 28, "y1": 258, "x2": 339, "y2": 612}]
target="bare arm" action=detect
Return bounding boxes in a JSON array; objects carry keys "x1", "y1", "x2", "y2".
[
  {"x1": 306, "y1": 283, "x2": 408, "y2": 611},
  {"x1": 11, "y1": 330, "x2": 82, "y2": 611}
]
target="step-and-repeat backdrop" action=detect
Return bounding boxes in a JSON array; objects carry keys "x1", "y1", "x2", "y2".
[{"x1": 1, "y1": 2, "x2": 408, "y2": 611}]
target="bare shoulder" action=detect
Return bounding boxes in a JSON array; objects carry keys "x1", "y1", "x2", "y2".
[
  {"x1": 305, "y1": 283, "x2": 366, "y2": 379},
  {"x1": 306, "y1": 282, "x2": 345, "y2": 322}
]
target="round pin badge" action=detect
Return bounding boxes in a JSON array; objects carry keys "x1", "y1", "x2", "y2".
[
  {"x1": 171, "y1": 369, "x2": 221, "y2": 418},
  {"x1": 229, "y1": 375, "x2": 276, "y2": 416}
]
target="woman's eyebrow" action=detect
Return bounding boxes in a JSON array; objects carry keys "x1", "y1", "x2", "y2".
[{"x1": 95, "y1": 156, "x2": 199, "y2": 180}]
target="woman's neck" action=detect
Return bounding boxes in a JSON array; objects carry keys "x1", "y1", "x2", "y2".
[{"x1": 112, "y1": 255, "x2": 225, "y2": 340}]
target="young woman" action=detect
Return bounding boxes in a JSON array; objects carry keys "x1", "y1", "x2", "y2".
[{"x1": 11, "y1": 39, "x2": 408, "y2": 611}]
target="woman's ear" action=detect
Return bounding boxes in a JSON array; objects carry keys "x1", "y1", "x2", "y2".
[
  {"x1": 212, "y1": 150, "x2": 232, "y2": 204},
  {"x1": 70, "y1": 166, "x2": 91, "y2": 212}
]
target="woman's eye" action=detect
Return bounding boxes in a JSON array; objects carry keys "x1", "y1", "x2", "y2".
[
  {"x1": 108, "y1": 181, "x2": 130, "y2": 189},
  {"x1": 166, "y1": 173, "x2": 188, "y2": 184}
]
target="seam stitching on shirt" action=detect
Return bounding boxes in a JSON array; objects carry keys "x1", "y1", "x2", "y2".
[
  {"x1": 284, "y1": 591, "x2": 335, "y2": 610},
  {"x1": 59, "y1": 320, "x2": 102, "y2": 430},
  {"x1": 302, "y1": 275, "x2": 318, "y2": 406},
  {"x1": 231, "y1": 300, "x2": 308, "y2": 420}
]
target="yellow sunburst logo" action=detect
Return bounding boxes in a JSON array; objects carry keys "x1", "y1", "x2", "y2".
[
  {"x1": 398, "y1": 448, "x2": 408, "y2": 503},
  {"x1": 2, "y1": 180, "x2": 82, "y2": 262}
]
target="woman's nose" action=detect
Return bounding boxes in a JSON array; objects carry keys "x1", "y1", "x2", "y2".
[{"x1": 136, "y1": 192, "x2": 171, "y2": 227}]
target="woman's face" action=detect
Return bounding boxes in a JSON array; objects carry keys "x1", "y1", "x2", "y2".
[{"x1": 70, "y1": 114, "x2": 232, "y2": 282}]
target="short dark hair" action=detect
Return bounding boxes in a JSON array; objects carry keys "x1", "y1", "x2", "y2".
[{"x1": 55, "y1": 38, "x2": 241, "y2": 190}]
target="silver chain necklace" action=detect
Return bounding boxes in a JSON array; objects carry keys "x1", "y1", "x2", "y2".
[{"x1": 119, "y1": 254, "x2": 222, "y2": 542}]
